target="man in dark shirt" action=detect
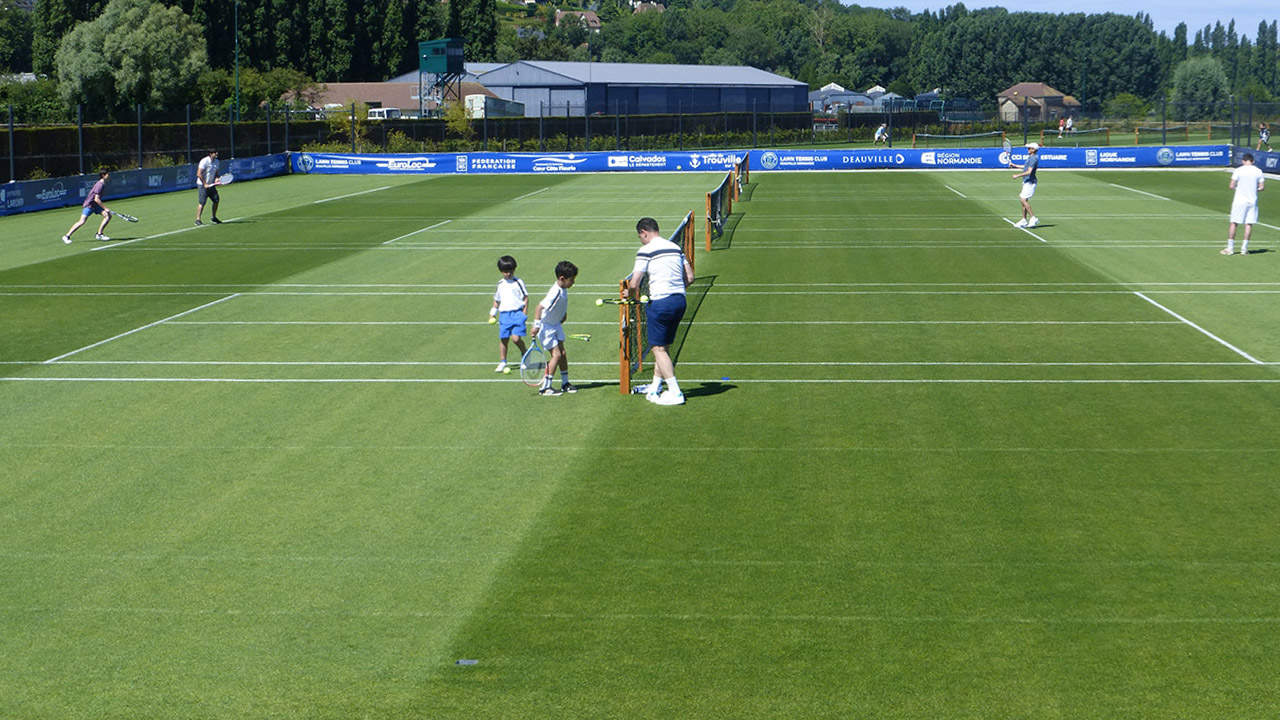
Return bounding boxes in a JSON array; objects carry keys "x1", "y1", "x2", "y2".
[
  {"x1": 1011, "y1": 142, "x2": 1040, "y2": 228},
  {"x1": 62, "y1": 171, "x2": 114, "y2": 244}
]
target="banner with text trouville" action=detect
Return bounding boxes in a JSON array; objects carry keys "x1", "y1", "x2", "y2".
[{"x1": 290, "y1": 146, "x2": 1231, "y2": 177}]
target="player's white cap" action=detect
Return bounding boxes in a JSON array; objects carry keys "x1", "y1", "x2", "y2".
[{"x1": 1026, "y1": 142, "x2": 1040, "y2": 150}]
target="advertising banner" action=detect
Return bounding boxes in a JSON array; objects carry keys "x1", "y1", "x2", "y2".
[
  {"x1": 291, "y1": 146, "x2": 1231, "y2": 178},
  {"x1": 0, "y1": 153, "x2": 290, "y2": 217}
]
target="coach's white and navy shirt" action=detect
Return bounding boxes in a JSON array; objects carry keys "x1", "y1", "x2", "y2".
[
  {"x1": 196, "y1": 155, "x2": 218, "y2": 187},
  {"x1": 493, "y1": 276, "x2": 528, "y2": 312},
  {"x1": 538, "y1": 284, "x2": 568, "y2": 326},
  {"x1": 632, "y1": 237, "x2": 688, "y2": 301}
]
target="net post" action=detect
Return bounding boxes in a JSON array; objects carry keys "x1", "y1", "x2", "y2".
[
  {"x1": 682, "y1": 209, "x2": 695, "y2": 274},
  {"x1": 618, "y1": 278, "x2": 630, "y2": 395}
]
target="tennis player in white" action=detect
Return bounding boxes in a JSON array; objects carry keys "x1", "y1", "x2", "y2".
[
  {"x1": 1223, "y1": 153, "x2": 1264, "y2": 256},
  {"x1": 629, "y1": 217, "x2": 695, "y2": 406},
  {"x1": 532, "y1": 260, "x2": 578, "y2": 396}
]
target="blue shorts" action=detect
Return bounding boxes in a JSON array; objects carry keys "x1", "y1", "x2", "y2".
[
  {"x1": 498, "y1": 310, "x2": 527, "y2": 339},
  {"x1": 646, "y1": 294, "x2": 686, "y2": 348},
  {"x1": 81, "y1": 205, "x2": 102, "y2": 217}
]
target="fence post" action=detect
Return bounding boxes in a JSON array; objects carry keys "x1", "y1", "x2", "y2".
[
  {"x1": 266, "y1": 102, "x2": 272, "y2": 155},
  {"x1": 136, "y1": 104, "x2": 143, "y2": 169},
  {"x1": 566, "y1": 102, "x2": 571, "y2": 151},
  {"x1": 1022, "y1": 96, "x2": 1029, "y2": 145},
  {"x1": 886, "y1": 108, "x2": 894, "y2": 148},
  {"x1": 752, "y1": 101, "x2": 757, "y2": 148},
  {"x1": 185, "y1": 104, "x2": 191, "y2": 164},
  {"x1": 615, "y1": 102, "x2": 620, "y2": 150},
  {"x1": 284, "y1": 106, "x2": 290, "y2": 152},
  {"x1": 229, "y1": 104, "x2": 236, "y2": 158},
  {"x1": 1161, "y1": 96, "x2": 1167, "y2": 145},
  {"x1": 7, "y1": 104, "x2": 13, "y2": 183},
  {"x1": 678, "y1": 101, "x2": 683, "y2": 151},
  {"x1": 1248, "y1": 96, "x2": 1254, "y2": 148},
  {"x1": 77, "y1": 104, "x2": 84, "y2": 174},
  {"x1": 351, "y1": 103, "x2": 356, "y2": 153},
  {"x1": 483, "y1": 113, "x2": 488, "y2": 151},
  {"x1": 539, "y1": 102, "x2": 545, "y2": 152}
]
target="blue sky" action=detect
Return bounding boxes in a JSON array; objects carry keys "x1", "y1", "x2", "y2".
[{"x1": 847, "y1": 1, "x2": 1277, "y2": 38}]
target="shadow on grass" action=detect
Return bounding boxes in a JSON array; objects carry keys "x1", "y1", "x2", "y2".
[
  {"x1": 671, "y1": 274, "x2": 716, "y2": 366},
  {"x1": 685, "y1": 381, "x2": 735, "y2": 398}
]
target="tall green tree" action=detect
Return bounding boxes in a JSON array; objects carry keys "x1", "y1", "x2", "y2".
[
  {"x1": 0, "y1": 1, "x2": 35, "y2": 72},
  {"x1": 1170, "y1": 55, "x2": 1230, "y2": 120},
  {"x1": 55, "y1": 0, "x2": 206, "y2": 119}
]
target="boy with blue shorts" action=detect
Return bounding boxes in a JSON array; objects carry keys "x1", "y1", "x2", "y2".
[
  {"x1": 629, "y1": 217, "x2": 695, "y2": 406},
  {"x1": 532, "y1": 260, "x2": 579, "y2": 396},
  {"x1": 488, "y1": 255, "x2": 529, "y2": 373},
  {"x1": 61, "y1": 170, "x2": 114, "y2": 244}
]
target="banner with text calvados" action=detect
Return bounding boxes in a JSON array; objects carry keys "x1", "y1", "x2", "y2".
[
  {"x1": 290, "y1": 146, "x2": 1231, "y2": 177},
  {"x1": 0, "y1": 153, "x2": 290, "y2": 217}
]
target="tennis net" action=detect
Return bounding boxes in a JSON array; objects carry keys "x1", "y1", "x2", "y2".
[
  {"x1": 705, "y1": 169, "x2": 734, "y2": 251},
  {"x1": 911, "y1": 130, "x2": 1005, "y2": 148},
  {"x1": 1134, "y1": 125, "x2": 1190, "y2": 143},
  {"x1": 616, "y1": 210, "x2": 695, "y2": 394},
  {"x1": 1040, "y1": 127, "x2": 1110, "y2": 146}
]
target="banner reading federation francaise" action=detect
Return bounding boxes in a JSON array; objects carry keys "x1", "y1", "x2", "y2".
[{"x1": 290, "y1": 146, "x2": 1231, "y2": 176}]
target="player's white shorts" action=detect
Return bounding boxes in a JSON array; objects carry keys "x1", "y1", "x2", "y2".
[
  {"x1": 1019, "y1": 181, "x2": 1037, "y2": 200},
  {"x1": 1230, "y1": 199, "x2": 1259, "y2": 225},
  {"x1": 538, "y1": 323, "x2": 564, "y2": 349}
]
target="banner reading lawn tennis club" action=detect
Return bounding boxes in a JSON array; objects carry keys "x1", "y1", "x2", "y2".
[{"x1": 290, "y1": 146, "x2": 1232, "y2": 177}]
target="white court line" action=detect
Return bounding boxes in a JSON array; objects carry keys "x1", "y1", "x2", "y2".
[
  {"x1": 5, "y1": 360, "x2": 1270, "y2": 368},
  {"x1": 42, "y1": 294, "x2": 241, "y2": 364},
  {"x1": 383, "y1": 219, "x2": 451, "y2": 245},
  {"x1": 1108, "y1": 183, "x2": 1171, "y2": 201},
  {"x1": 1001, "y1": 217, "x2": 1048, "y2": 243},
  {"x1": 943, "y1": 185, "x2": 968, "y2": 198},
  {"x1": 1261, "y1": 222, "x2": 1280, "y2": 232},
  {"x1": 9, "y1": 377, "x2": 1280, "y2": 385},
  {"x1": 313, "y1": 186, "x2": 392, "y2": 204},
  {"x1": 511, "y1": 187, "x2": 550, "y2": 201},
  {"x1": 1134, "y1": 291, "x2": 1263, "y2": 364},
  {"x1": 91, "y1": 220, "x2": 244, "y2": 251},
  {"x1": 164, "y1": 320, "x2": 1180, "y2": 327}
]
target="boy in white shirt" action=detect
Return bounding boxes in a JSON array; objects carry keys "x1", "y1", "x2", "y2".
[
  {"x1": 532, "y1": 261, "x2": 579, "y2": 396},
  {"x1": 1223, "y1": 153, "x2": 1265, "y2": 256},
  {"x1": 488, "y1": 255, "x2": 529, "y2": 373}
]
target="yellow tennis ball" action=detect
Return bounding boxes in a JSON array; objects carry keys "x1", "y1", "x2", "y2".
[
  {"x1": 487, "y1": 316, "x2": 497, "y2": 324},
  {"x1": 595, "y1": 298, "x2": 603, "y2": 306},
  {"x1": 640, "y1": 294, "x2": 649, "y2": 303},
  {"x1": 502, "y1": 366, "x2": 511, "y2": 374}
]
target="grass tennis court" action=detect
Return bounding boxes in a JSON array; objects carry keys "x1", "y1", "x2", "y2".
[{"x1": 3, "y1": 165, "x2": 1280, "y2": 718}]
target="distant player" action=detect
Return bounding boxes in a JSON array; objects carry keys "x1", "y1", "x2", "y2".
[
  {"x1": 629, "y1": 217, "x2": 695, "y2": 406},
  {"x1": 1222, "y1": 153, "x2": 1264, "y2": 256},
  {"x1": 1057, "y1": 117, "x2": 1065, "y2": 138},
  {"x1": 1010, "y1": 142, "x2": 1041, "y2": 228},
  {"x1": 195, "y1": 149, "x2": 222, "y2": 226},
  {"x1": 489, "y1": 255, "x2": 529, "y2": 373},
  {"x1": 61, "y1": 170, "x2": 113, "y2": 244},
  {"x1": 873, "y1": 123, "x2": 889, "y2": 145},
  {"x1": 531, "y1": 260, "x2": 578, "y2": 396},
  {"x1": 1065, "y1": 115, "x2": 1074, "y2": 135},
  {"x1": 1258, "y1": 122, "x2": 1272, "y2": 152}
]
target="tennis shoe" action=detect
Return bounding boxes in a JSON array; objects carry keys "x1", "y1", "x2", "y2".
[
  {"x1": 560, "y1": 383, "x2": 578, "y2": 394},
  {"x1": 61, "y1": 235, "x2": 71, "y2": 244},
  {"x1": 211, "y1": 217, "x2": 222, "y2": 224},
  {"x1": 650, "y1": 390, "x2": 685, "y2": 406},
  {"x1": 494, "y1": 362, "x2": 507, "y2": 373},
  {"x1": 95, "y1": 234, "x2": 109, "y2": 241},
  {"x1": 1220, "y1": 248, "x2": 1234, "y2": 255},
  {"x1": 538, "y1": 386, "x2": 562, "y2": 397},
  {"x1": 631, "y1": 383, "x2": 651, "y2": 395},
  {"x1": 194, "y1": 219, "x2": 203, "y2": 226},
  {"x1": 1027, "y1": 216, "x2": 1039, "y2": 228},
  {"x1": 1014, "y1": 219, "x2": 1027, "y2": 228}
]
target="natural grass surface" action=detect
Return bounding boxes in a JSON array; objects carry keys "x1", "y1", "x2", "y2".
[{"x1": 3, "y1": 167, "x2": 1280, "y2": 718}]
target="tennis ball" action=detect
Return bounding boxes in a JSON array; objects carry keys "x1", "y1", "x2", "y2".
[
  {"x1": 503, "y1": 366, "x2": 511, "y2": 374},
  {"x1": 640, "y1": 294, "x2": 649, "y2": 303},
  {"x1": 487, "y1": 316, "x2": 497, "y2": 324},
  {"x1": 595, "y1": 298, "x2": 604, "y2": 306}
]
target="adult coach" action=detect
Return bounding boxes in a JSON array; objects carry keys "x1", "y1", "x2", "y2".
[
  {"x1": 1011, "y1": 142, "x2": 1040, "y2": 228},
  {"x1": 61, "y1": 170, "x2": 113, "y2": 244},
  {"x1": 629, "y1": 217, "x2": 695, "y2": 406},
  {"x1": 1222, "y1": 153, "x2": 1264, "y2": 256},
  {"x1": 195, "y1": 149, "x2": 222, "y2": 226}
]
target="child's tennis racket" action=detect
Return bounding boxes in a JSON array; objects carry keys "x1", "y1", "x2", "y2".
[
  {"x1": 111, "y1": 210, "x2": 139, "y2": 223},
  {"x1": 595, "y1": 296, "x2": 647, "y2": 306},
  {"x1": 520, "y1": 337, "x2": 549, "y2": 387},
  {"x1": 568, "y1": 333, "x2": 591, "y2": 342}
]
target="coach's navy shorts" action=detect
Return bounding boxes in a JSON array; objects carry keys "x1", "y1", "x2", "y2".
[{"x1": 646, "y1": 294, "x2": 686, "y2": 348}]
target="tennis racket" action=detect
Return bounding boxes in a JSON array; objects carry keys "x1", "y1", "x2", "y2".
[
  {"x1": 1002, "y1": 136, "x2": 1013, "y2": 166},
  {"x1": 520, "y1": 337, "x2": 549, "y2": 387},
  {"x1": 111, "y1": 210, "x2": 139, "y2": 223},
  {"x1": 567, "y1": 333, "x2": 591, "y2": 342},
  {"x1": 215, "y1": 173, "x2": 235, "y2": 186}
]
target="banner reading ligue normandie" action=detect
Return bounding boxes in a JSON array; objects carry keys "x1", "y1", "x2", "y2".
[{"x1": 291, "y1": 145, "x2": 1232, "y2": 176}]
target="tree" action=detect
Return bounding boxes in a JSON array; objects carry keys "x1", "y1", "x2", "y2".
[
  {"x1": 0, "y1": 1, "x2": 34, "y2": 72},
  {"x1": 55, "y1": 0, "x2": 207, "y2": 120},
  {"x1": 1170, "y1": 55, "x2": 1230, "y2": 120},
  {"x1": 1104, "y1": 92, "x2": 1149, "y2": 120}
]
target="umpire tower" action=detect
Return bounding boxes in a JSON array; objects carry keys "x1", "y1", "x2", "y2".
[{"x1": 418, "y1": 38, "x2": 465, "y2": 117}]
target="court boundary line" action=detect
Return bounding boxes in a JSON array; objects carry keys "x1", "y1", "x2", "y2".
[
  {"x1": 1134, "y1": 291, "x2": 1263, "y2": 364},
  {"x1": 383, "y1": 219, "x2": 451, "y2": 245},
  {"x1": 1001, "y1": 217, "x2": 1048, "y2": 242},
  {"x1": 42, "y1": 294, "x2": 241, "y2": 364},
  {"x1": 313, "y1": 186, "x2": 392, "y2": 204},
  {"x1": 1108, "y1": 182, "x2": 1171, "y2": 201}
]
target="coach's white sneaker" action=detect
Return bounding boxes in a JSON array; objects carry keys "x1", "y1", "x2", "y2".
[
  {"x1": 1220, "y1": 248, "x2": 1234, "y2": 255},
  {"x1": 61, "y1": 235, "x2": 71, "y2": 244},
  {"x1": 494, "y1": 361, "x2": 507, "y2": 373},
  {"x1": 650, "y1": 390, "x2": 685, "y2": 406},
  {"x1": 1027, "y1": 216, "x2": 1039, "y2": 228},
  {"x1": 95, "y1": 233, "x2": 109, "y2": 241},
  {"x1": 1014, "y1": 218, "x2": 1027, "y2": 228}
]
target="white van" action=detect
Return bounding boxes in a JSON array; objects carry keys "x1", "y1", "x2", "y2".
[{"x1": 367, "y1": 107, "x2": 402, "y2": 120}]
